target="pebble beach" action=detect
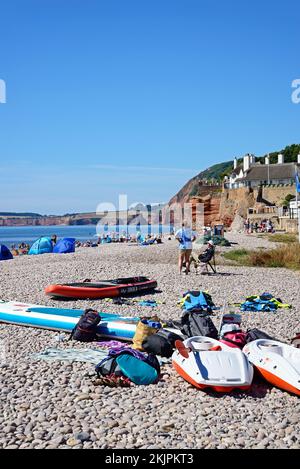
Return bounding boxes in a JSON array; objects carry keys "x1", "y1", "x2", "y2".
[{"x1": 0, "y1": 233, "x2": 300, "y2": 449}]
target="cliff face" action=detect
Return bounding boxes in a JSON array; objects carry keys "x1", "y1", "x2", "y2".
[
  {"x1": 169, "y1": 146, "x2": 299, "y2": 226},
  {"x1": 189, "y1": 194, "x2": 222, "y2": 226},
  {"x1": 169, "y1": 179, "x2": 223, "y2": 226},
  {"x1": 219, "y1": 185, "x2": 295, "y2": 225},
  {"x1": 169, "y1": 175, "x2": 199, "y2": 205},
  {"x1": 219, "y1": 188, "x2": 256, "y2": 226},
  {"x1": 169, "y1": 181, "x2": 296, "y2": 228}
]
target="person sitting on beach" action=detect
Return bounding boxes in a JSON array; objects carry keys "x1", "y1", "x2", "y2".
[
  {"x1": 175, "y1": 221, "x2": 197, "y2": 274},
  {"x1": 190, "y1": 240, "x2": 215, "y2": 273},
  {"x1": 198, "y1": 240, "x2": 215, "y2": 263},
  {"x1": 51, "y1": 235, "x2": 57, "y2": 246}
]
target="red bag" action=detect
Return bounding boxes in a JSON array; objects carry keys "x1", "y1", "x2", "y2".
[
  {"x1": 291, "y1": 334, "x2": 300, "y2": 348},
  {"x1": 220, "y1": 331, "x2": 247, "y2": 349}
]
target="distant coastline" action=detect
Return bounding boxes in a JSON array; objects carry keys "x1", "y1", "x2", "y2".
[
  {"x1": 0, "y1": 206, "x2": 166, "y2": 227},
  {"x1": 0, "y1": 214, "x2": 101, "y2": 227}
]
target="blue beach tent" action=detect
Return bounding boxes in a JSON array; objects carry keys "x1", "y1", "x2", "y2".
[
  {"x1": 28, "y1": 237, "x2": 53, "y2": 255},
  {"x1": 0, "y1": 244, "x2": 13, "y2": 261},
  {"x1": 53, "y1": 238, "x2": 76, "y2": 254}
]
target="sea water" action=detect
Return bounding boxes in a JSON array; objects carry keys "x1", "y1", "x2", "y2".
[{"x1": 0, "y1": 224, "x2": 173, "y2": 248}]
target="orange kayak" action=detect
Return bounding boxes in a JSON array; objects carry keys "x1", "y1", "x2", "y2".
[{"x1": 45, "y1": 276, "x2": 157, "y2": 300}]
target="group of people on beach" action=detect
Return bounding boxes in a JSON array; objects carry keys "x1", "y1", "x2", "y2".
[
  {"x1": 10, "y1": 242, "x2": 30, "y2": 255},
  {"x1": 10, "y1": 226, "x2": 215, "y2": 274},
  {"x1": 74, "y1": 232, "x2": 164, "y2": 248},
  {"x1": 244, "y1": 218, "x2": 274, "y2": 234},
  {"x1": 10, "y1": 231, "x2": 166, "y2": 253}
]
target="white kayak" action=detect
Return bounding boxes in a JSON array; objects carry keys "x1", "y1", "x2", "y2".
[
  {"x1": 172, "y1": 336, "x2": 253, "y2": 392},
  {"x1": 243, "y1": 339, "x2": 300, "y2": 396}
]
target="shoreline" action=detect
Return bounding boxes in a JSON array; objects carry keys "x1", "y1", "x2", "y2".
[{"x1": 0, "y1": 225, "x2": 174, "y2": 249}]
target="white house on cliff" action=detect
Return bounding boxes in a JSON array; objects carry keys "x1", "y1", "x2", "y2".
[{"x1": 224, "y1": 153, "x2": 300, "y2": 189}]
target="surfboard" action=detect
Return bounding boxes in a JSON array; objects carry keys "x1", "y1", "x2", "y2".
[{"x1": 0, "y1": 301, "x2": 139, "y2": 340}]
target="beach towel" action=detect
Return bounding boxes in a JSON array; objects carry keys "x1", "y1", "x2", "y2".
[
  {"x1": 137, "y1": 300, "x2": 160, "y2": 307},
  {"x1": 30, "y1": 348, "x2": 108, "y2": 364}
]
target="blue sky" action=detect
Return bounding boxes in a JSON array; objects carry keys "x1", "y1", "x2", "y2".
[{"x1": 0, "y1": 0, "x2": 299, "y2": 214}]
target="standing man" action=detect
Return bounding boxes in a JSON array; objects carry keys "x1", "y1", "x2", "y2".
[{"x1": 175, "y1": 221, "x2": 197, "y2": 274}]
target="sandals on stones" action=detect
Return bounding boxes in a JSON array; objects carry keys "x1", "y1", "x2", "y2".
[{"x1": 93, "y1": 375, "x2": 132, "y2": 387}]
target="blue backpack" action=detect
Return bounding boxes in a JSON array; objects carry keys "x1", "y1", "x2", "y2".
[
  {"x1": 95, "y1": 350, "x2": 160, "y2": 385},
  {"x1": 181, "y1": 290, "x2": 215, "y2": 312}
]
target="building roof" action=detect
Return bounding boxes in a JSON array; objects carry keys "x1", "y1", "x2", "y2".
[
  {"x1": 231, "y1": 164, "x2": 243, "y2": 176},
  {"x1": 242, "y1": 163, "x2": 299, "y2": 181}
]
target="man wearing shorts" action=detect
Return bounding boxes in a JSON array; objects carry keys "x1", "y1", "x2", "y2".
[{"x1": 175, "y1": 222, "x2": 197, "y2": 274}]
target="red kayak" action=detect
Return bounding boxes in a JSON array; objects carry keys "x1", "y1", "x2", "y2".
[{"x1": 45, "y1": 276, "x2": 157, "y2": 300}]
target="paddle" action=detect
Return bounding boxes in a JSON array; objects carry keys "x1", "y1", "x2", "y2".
[
  {"x1": 209, "y1": 345, "x2": 222, "y2": 351},
  {"x1": 175, "y1": 340, "x2": 190, "y2": 358}
]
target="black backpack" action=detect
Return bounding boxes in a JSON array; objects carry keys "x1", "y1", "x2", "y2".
[
  {"x1": 156, "y1": 329, "x2": 183, "y2": 346},
  {"x1": 70, "y1": 309, "x2": 101, "y2": 342},
  {"x1": 142, "y1": 330, "x2": 182, "y2": 358},
  {"x1": 181, "y1": 311, "x2": 218, "y2": 339},
  {"x1": 245, "y1": 328, "x2": 276, "y2": 343}
]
